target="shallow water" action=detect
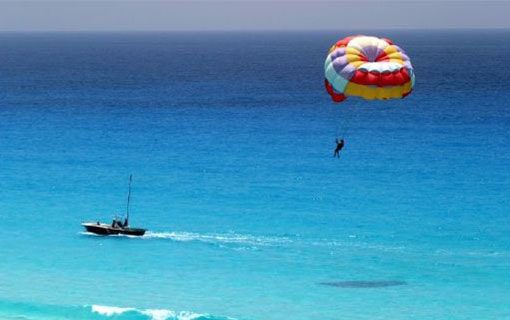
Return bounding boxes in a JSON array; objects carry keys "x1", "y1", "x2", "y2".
[{"x1": 0, "y1": 30, "x2": 509, "y2": 320}]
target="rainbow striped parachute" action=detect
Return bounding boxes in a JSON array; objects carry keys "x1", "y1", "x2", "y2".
[{"x1": 324, "y1": 35, "x2": 415, "y2": 103}]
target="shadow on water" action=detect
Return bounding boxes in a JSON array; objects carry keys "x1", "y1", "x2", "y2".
[{"x1": 318, "y1": 280, "x2": 407, "y2": 288}]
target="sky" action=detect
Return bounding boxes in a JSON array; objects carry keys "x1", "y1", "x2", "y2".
[{"x1": 0, "y1": 1, "x2": 509, "y2": 31}]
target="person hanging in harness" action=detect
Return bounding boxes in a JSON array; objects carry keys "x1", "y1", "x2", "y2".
[{"x1": 333, "y1": 138, "x2": 345, "y2": 158}]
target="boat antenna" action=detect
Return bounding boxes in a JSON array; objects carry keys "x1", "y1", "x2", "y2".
[{"x1": 126, "y1": 174, "x2": 133, "y2": 226}]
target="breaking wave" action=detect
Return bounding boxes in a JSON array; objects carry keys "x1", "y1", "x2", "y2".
[
  {"x1": 90, "y1": 304, "x2": 228, "y2": 320},
  {"x1": 0, "y1": 300, "x2": 234, "y2": 320}
]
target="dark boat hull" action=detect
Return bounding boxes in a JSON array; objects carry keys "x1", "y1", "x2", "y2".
[{"x1": 82, "y1": 223, "x2": 146, "y2": 236}]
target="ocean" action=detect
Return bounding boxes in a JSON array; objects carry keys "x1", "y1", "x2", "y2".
[{"x1": 0, "y1": 30, "x2": 509, "y2": 320}]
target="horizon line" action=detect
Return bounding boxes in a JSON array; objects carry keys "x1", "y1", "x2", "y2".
[{"x1": 1, "y1": 27, "x2": 510, "y2": 33}]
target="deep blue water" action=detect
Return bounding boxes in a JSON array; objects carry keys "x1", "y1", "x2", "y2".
[{"x1": 0, "y1": 31, "x2": 509, "y2": 320}]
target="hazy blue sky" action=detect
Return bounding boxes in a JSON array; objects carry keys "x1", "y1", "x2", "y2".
[{"x1": 0, "y1": 1, "x2": 509, "y2": 31}]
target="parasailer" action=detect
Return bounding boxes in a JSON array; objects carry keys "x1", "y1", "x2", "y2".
[
  {"x1": 333, "y1": 138, "x2": 345, "y2": 158},
  {"x1": 324, "y1": 35, "x2": 415, "y2": 155}
]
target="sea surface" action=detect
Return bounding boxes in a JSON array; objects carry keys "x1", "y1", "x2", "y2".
[{"x1": 0, "y1": 30, "x2": 509, "y2": 320}]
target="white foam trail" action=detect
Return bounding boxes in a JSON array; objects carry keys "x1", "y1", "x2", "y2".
[
  {"x1": 143, "y1": 231, "x2": 290, "y2": 247},
  {"x1": 80, "y1": 231, "x2": 103, "y2": 237},
  {"x1": 83, "y1": 230, "x2": 412, "y2": 254},
  {"x1": 311, "y1": 239, "x2": 406, "y2": 252}
]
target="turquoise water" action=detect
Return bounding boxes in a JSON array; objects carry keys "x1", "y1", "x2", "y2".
[{"x1": 0, "y1": 31, "x2": 509, "y2": 319}]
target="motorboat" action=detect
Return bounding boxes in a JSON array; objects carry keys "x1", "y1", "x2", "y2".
[
  {"x1": 82, "y1": 175, "x2": 146, "y2": 237},
  {"x1": 82, "y1": 221, "x2": 146, "y2": 236}
]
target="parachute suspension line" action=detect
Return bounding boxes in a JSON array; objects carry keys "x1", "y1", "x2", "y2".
[
  {"x1": 335, "y1": 102, "x2": 357, "y2": 140},
  {"x1": 126, "y1": 174, "x2": 132, "y2": 225},
  {"x1": 339, "y1": 111, "x2": 354, "y2": 139}
]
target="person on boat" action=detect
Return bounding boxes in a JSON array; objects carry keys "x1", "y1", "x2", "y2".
[
  {"x1": 112, "y1": 218, "x2": 123, "y2": 228},
  {"x1": 334, "y1": 138, "x2": 345, "y2": 158},
  {"x1": 122, "y1": 218, "x2": 128, "y2": 228}
]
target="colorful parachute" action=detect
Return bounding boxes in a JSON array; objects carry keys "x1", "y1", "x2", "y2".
[{"x1": 324, "y1": 35, "x2": 415, "y2": 102}]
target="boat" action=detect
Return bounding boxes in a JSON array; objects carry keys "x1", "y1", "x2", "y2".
[
  {"x1": 82, "y1": 175, "x2": 146, "y2": 236},
  {"x1": 81, "y1": 222, "x2": 146, "y2": 236}
]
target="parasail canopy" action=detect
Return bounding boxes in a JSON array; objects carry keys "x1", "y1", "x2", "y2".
[{"x1": 324, "y1": 35, "x2": 415, "y2": 103}]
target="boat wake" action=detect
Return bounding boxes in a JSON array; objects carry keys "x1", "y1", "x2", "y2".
[
  {"x1": 81, "y1": 229, "x2": 291, "y2": 248},
  {"x1": 143, "y1": 231, "x2": 291, "y2": 247}
]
